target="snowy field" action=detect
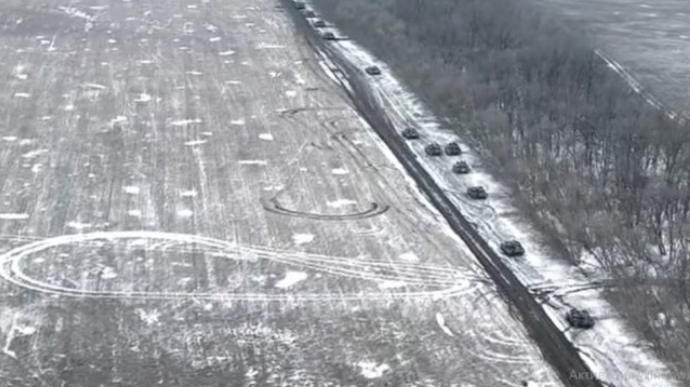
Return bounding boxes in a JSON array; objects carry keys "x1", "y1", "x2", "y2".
[
  {"x1": 319, "y1": 20, "x2": 682, "y2": 387},
  {"x1": 528, "y1": 0, "x2": 690, "y2": 115},
  {"x1": 0, "y1": 0, "x2": 565, "y2": 386}
]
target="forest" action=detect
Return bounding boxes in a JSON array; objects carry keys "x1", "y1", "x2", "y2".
[{"x1": 311, "y1": 0, "x2": 690, "y2": 373}]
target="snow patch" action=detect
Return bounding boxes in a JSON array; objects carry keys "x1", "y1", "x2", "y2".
[
  {"x1": 258, "y1": 133, "x2": 274, "y2": 141},
  {"x1": 230, "y1": 119, "x2": 245, "y2": 125},
  {"x1": 180, "y1": 190, "x2": 197, "y2": 198},
  {"x1": 134, "y1": 93, "x2": 151, "y2": 103},
  {"x1": 331, "y1": 168, "x2": 349, "y2": 175},
  {"x1": 435, "y1": 313, "x2": 454, "y2": 337},
  {"x1": 136, "y1": 309, "x2": 160, "y2": 325},
  {"x1": 326, "y1": 199, "x2": 357, "y2": 208},
  {"x1": 127, "y1": 209, "x2": 142, "y2": 218},
  {"x1": 101, "y1": 266, "x2": 118, "y2": 279},
  {"x1": 292, "y1": 233, "x2": 314, "y2": 245},
  {"x1": 256, "y1": 43, "x2": 286, "y2": 50},
  {"x1": 66, "y1": 221, "x2": 91, "y2": 230},
  {"x1": 377, "y1": 280, "x2": 407, "y2": 289},
  {"x1": 0, "y1": 213, "x2": 29, "y2": 221},
  {"x1": 170, "y1": 119, "x2": 203, "y2": 127},
  {"x1": 357, "y1": 361, "x2": 390, "y2": 379},
  {"x1": 21, "y1": 149, "x2": 48, "y2": 159},
  {"x1": 184, "y1": 140, "x2": 207, "y2": 146},
  {"x1": 238, "y1": 160, "x2": 267, "y2": 166},
  {"x1": 15, "y1": 325, "x2": 36, "y2": 336},
  {"x1": 124, "y1": 186, "x2": 140, "y2": 195},
  {"x1": 286, "y1": 90, "x2": 297, "y2": 97},
  {"x1": 399, "y1": 252, "x2": 420, "y2": 262},
  {"x1": 274, "y1": 271, "x2": 308, "y2": 289},
  {"x1": 177, "y1": 209, "x2": 193, "y2": 218}
]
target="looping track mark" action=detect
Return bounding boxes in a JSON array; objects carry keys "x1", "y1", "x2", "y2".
[{"x1": 261, "y1": 197, "x2": 389, "y2": 220}]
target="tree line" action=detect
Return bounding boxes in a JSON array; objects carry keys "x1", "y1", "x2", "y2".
[{"x1": 312, "y1": 0, "x2": 690, "y2": 374}]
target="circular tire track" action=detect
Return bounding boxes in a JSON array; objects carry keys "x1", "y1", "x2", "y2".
[
  {"x1": 0, "y1": 231, "x2": 477, "y2": 301},
  {"x1": 261, "y1": 196, "x2": 389, "y2": 220}
]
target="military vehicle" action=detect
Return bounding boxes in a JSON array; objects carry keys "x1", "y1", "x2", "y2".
[
  {"x1": 425, "y1": 143, "x2": 442, "y2": 156},
  {"x1": 365, "y1": 66, "x2": 381, "y2": 75},
  {"x1": 500, "y1": 240, "x2": 525, "y2": 257},
  {"x1": 566, "y1": 308, "x2": 595, "y2": 329},
  {"x1": 445, "y1": 142, "x2": 462, "y2": 156},
  {"x1": 452, "y1": 161, "x2": 470, "y2": 174},
  {"x1": 467, "y1": 186, "x2": 488, "y2": 199},
  {"x1": 401, "y1": 128, "x2": 419, "y2": 139}
]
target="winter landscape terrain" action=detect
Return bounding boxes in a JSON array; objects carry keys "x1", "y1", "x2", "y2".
[
  {"x1": 0, "y1": 0, "x2": 572, "y2": 386},
  {"x1": 528, "y1": 0, "x2": 690, "y2": 115}
]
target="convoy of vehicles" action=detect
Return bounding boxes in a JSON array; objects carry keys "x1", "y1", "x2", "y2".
[{"x1": 296, "y1": 0, "x2": 596, "y2": 331}]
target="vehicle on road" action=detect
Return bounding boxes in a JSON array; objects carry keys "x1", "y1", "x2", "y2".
[
  {"x1": 566, "y1": 308, "x2": 595, "y2": 329},
  {"x1": 467, "y1": 186, "x2": 488, "y2": 200},
  {"x1": 322, "y1": 32, "x2": 336, "y2": 40},
  {"x1": 445, "y1": 142, "x2": 462, "y2": 156},
  {"x1": 425, "y1": 143, "x2": 443, "y2": 156},
  {"x1": 313, "y1": 20, "x2": 326, "y2": 28},
  {"x1": 401, "y1": 128, "x2": 419, "y2": 139},
  {"x1": 365, "y1": 66, "x2": 382, "y2": 75},
  {"x1": 500, "y1": 240, "x2": 525, "y2": 257},
  {"x1": 452, "y1": 161, "x2": 470, "y2": 174},
  {"x1": 304, "y1": 10, "x2": 316, "y2": 18},
  {"x1": 294, "y1": 1, "x2": 306, "y2": 10}
]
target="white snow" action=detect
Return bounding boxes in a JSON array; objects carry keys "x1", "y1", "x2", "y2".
[
  {"x1": 177, "y1": 209, "x2": 193, "y2": 218},
  {"x1": 326, "y1": 199, "x2": 357, "y2": 208},
  {"x1": 238, "y1": 160, "x2": 267, "y2": 166},
  {"x1": 357, "y1": 361, "x2": 390, "y2": 379},
  {"x1": 136, "y1": 309, "x2": 160, "y2": 325},
  {"x1": 399, "y1": 252, "x2": 420, "y2": 262},
  {"x1": 66, "y1": 221, "x2": 91, "y2": 230},
  {"x1": 180, "y1": 190, "x2": 197, "y2": 198},
  {"x1": 209, "y1": 37, "x2": 221, "y2": 42},
  {"x1": 377, "y1": 280, "x2": 407, "y2": 289},
  {"x1": 435, "y1": 313, "x2": 454, "y2": 337},
  {"x1": 101, "y1": 266, "x2": 118, "y2": 279},
  {"x1": 15, "y1": 325, "x2": 37, "y2": 336},
  {"x1": 1, "y1": 136, "x2": 17, "y2": 142},
  {"x1": 170, "y1": 119, "x2": 203, "y2": 127},
  {"x1": 123, "y1": 186, "x2": 140, "y2": 195},
  {"x1": 219, "y1": 50, "x2": 236, "y2": 56},
  {"x1": 0, "y1": 213, "x2": 29, "y2": 220},
  {"x1": 21, "y1": 149, "x2": 48, "y2": 159},
  {"x1": 184, "y1": 140, "x2": 207, "y2": 146},
  {"x1": 258, "y1": 133, "x2": 274, "y2": 141},
  {"x1": 292, "y1": 233, "x2": 314, "y2": 245},
  {"x1": 134, "y1": 93, "x2": 151, "y2": 103},
  {"x1": 331, "y1": 168, "x2": 349, "y2": 175},
  {"x1": 230, "y1": 119, "x2": 245, "y2": 125},
  {"x1": 274, "y1": 271, "x2": 308, "y2": 289},
  {"x1": 14, "y1": 93, "x2": 31, "y2": 99},
  {"x1": 285, "y1": 90, "x2": 297, "y2": 97},
  {"x1": 127, "y1": 209, "x2": 142, "y2": 218}
]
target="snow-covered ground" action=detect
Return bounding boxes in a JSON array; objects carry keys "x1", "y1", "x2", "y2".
[{"x1": 317, "y1": 23, "x2": 681, "y2": 387}]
